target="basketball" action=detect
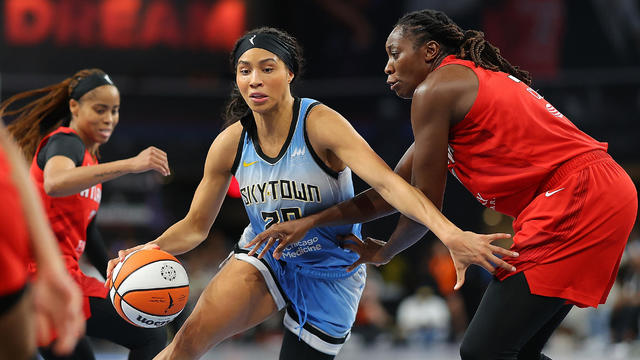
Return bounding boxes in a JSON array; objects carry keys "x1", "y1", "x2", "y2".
[{"x1": 109, "y1": 248, "x2": 189, "y2": 328}]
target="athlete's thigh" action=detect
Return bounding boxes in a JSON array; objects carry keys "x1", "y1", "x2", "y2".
[
  {"x1": 171, "y1": 257, "x2": 278, "y2": 352},
  {"x1": 460, "y1": 272, "x2": 566, "y2": 359}
]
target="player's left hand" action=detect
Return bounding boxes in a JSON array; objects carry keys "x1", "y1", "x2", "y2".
[
  {"x1": 444, "y1": 230, "x2": 516, "y2": 290},
  {"x1": 246, "y1": 217, "x2": 314, "y2": 260}
]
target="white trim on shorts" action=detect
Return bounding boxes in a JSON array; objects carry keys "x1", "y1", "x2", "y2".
[
  {"x1": 233, "y1": 252, "x2": 287, "y2": 310},
  {"x1": 283, "y1": 311, "x2": 349, "y2": 356}
]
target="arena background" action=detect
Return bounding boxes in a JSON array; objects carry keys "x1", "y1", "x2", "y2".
[{"x1": 1, "y1": 0, "x2": 639, "y2": 359}]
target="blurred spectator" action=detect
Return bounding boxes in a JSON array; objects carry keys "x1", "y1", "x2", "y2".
[
  {"x1": 353, "y1": 266, "x2": 393, "y2": 345},
  {"x1": 428, "y1": 241, "x2": 468, "y2": 342},
  {"x1": 610, "y1": 231, "x2": 640, "y2": 343},
  {"x1": 396, "y1": 285, "x2": 450, "y2": 345}
]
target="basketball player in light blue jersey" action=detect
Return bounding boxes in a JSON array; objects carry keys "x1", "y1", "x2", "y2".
[{"x1": 107, "y1": 27, "x2": 512, "y2": 360}]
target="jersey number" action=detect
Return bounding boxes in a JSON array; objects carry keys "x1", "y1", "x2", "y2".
[{"x1": 261, "y1": 207, "x2": 302, "y2": 229}]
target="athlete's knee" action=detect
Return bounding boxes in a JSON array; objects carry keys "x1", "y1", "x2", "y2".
[
  {"x1": 128, "y1": 327, "x2": 167, "y2": 354},
  {"x1": 459, "y1": 335, "x2": 493, "y2": 360},
  {"x1": 171, "y1": 321, "x2": 208, "y2": 357}
]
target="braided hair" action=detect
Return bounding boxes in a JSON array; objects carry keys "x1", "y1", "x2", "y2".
[
  {"x1": 396, "y1": 10, "x2": 532, "y2": 85},
  {"x1": 0, "y1": 68, "x2": 110, "y2": 160}
]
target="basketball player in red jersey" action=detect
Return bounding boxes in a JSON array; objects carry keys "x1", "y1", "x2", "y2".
[
  {"x1": 1, "y1": 69, "x2": 170, "y2": 359},
  {"x1": 0, "y1": 121, "x2": 84, "y2": 359},
  {"x1": 248, "y1": 9, "x2": 638, "y2": 359}
]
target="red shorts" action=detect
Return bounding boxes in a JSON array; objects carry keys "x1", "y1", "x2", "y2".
[{"x1": 495, "y1": 151, "x2": 638, "y2": 308}]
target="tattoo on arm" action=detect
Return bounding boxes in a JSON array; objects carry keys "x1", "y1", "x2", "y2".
[{"x1": 94, "y1": 170, "x2": 122, "y2": 178}]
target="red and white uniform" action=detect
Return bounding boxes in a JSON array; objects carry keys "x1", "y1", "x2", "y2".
[
  {"x1": 441, "y1": 56, "x2": 638, "y2": 307},
  {"x1": 0, "y1": 146, "x2": 31, "y2": 296},
  {"x1": 29, "y1": 127, "x2": 108, "y2": 319}
]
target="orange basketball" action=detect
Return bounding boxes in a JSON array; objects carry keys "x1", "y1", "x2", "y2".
[{"x1": 109, "y1": 248, "x2": 189, "y2": 328}]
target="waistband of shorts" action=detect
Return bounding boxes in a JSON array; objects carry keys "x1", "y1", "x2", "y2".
[
  {"x1": 233, "y1": 243, "x2": 359, "y2": 279},
  {"x1": 539, "y1": 150, "x2": 611, "y2": 193},
  {"x1": 295, "y1": 264, "x2": 361, "y2": 279}
]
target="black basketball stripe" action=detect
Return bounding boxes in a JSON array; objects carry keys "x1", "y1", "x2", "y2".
[
  {"x1": 120, "y1": 284, "x2": 189, "y2": 298},
  {"x1": 119, "y1": 297, "x2": 179, "y2": 321}
]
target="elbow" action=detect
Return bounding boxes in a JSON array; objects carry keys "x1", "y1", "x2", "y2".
[
  {"x1": 43, "y1": 179, "x2": 63, "y2": 197},
  {"x1": 183, "y1": 217, "x2": 212, "y2": 247}
]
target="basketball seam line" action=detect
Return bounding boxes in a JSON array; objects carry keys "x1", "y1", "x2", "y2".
[
  {"x1": 120, "y1": 296, "x2": 184, "y2": 318},
  {"x1": 119, "y1": 284, "x2": 189, "y2": 298},
  {"x1": 113, "y1": 258, "x2": 181, "y2": 293}
]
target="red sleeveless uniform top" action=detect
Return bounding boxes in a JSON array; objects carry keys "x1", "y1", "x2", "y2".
[
  {"x1": 0, "y1": 146, "x2": 31, "y2": 295},
  {"x1": 441, "y1": 56, "x2": 607, "y2": 217},
  {"x1": 29, "y1": 127, "x2": 107, "y2": 313}
]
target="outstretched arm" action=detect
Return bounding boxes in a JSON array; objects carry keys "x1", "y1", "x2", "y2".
[
  {"x1": 106, "y1": 124, "x2": 242, "y2": 284},
  {"x1": 249, "y1": 102, "x2": 516, "y2": 288},
  {"x1": 43, "y1": 146, "x2": 170, "y2": 197},
  {"x1": 248, "y1": 143, "x2": 428, "y2": 261}
]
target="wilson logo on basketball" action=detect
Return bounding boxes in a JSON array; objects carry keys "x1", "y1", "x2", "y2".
[{"x1": 136, "y1": 315, "x2": 170, "y2": 327}]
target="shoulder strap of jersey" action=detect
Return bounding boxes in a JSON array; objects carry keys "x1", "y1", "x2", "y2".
[
  {"x1": 34, "y1": 126, "x2": 78, "y2": 158},
  {"x1": 299, "y1": 98, "x2": 339, "y2": 179},
  {"x1": 230, "y1": 128, "x2": 247, "y2": 175}
]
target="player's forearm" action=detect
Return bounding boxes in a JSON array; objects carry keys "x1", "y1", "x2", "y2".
[
  {"x1": 44, "y1": 159, "x2": 133, "y2": 197},
  {"x1": 379, "y1": 215, "x2": 429, "y2": 262},
  {"x1": 308, "y1": 187, "x2": 397, "y2": 228},
  {"x1": 150, "y1": 218, "x2": 210, "y2": 255},
  {"x1": 374, "y1": 173, "x2": 459, "y2": 243}
]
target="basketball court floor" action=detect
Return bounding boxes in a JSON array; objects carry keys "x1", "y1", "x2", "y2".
[{"x1": 41, "y1": 332, "x2": 640, "y2": 360}]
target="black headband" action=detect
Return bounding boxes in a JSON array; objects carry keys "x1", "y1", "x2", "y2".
[
  {"x1": 233, "y1": 33, "x2": 296, "y2": 74},
  {"x1": 70, "y1": 73, "x2": 115, "y2": 100}
]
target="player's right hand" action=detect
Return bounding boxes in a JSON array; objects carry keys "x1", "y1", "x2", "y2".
[
  {"x1": 105, "y1": 243, "x2": 160, "y2": 288},
  {"x1": 339, "y1": 234, "x2": 391, "y2": 272}
]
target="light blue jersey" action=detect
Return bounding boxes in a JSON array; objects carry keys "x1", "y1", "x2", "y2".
[
  {"x1": 233, "y1": 97, "x2": 361, "y2": 273},
  {"x1": 229, "y1": 98, "x2": 366, "y2": 354}
]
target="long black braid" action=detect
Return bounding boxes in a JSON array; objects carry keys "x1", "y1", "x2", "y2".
[{"x1": 396, "y1": 10, "x2": 532, "y2": 85}]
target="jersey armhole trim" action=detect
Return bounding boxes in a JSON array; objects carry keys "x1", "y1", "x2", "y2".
[
  {"x1": 230, "y1": 129, "x2": 246, "y2": 175},
  {"x1": 303, "y1": 102, "x2": 340, "y2": 179}
]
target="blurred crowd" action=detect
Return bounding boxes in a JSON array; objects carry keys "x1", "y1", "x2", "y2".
[{"x1": 9, "y1": 0, "x2": 636, "y2": 356}]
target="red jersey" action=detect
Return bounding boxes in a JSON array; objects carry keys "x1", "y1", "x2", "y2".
[
  {"x1": 0, "y1": 146, "x2": 31, "y2": 296},
  {"x1": 29, "y1": 127, "x2": 107, "y2": 317},
  {"x1": 442, "y1": 56, "x2": 607, "y2": 217}
]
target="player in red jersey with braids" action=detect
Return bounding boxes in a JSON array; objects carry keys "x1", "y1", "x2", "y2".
[
  {"x1": 248, "y1": 9, "x2": 638, "y2": 360},
  {"x1": 1, "y1": 69, "x2": 170, "y2": 360}
]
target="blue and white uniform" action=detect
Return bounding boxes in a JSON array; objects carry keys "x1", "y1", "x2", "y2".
[{"x1": 231, "y1": 97, "x2": 366, "y2": 355}]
